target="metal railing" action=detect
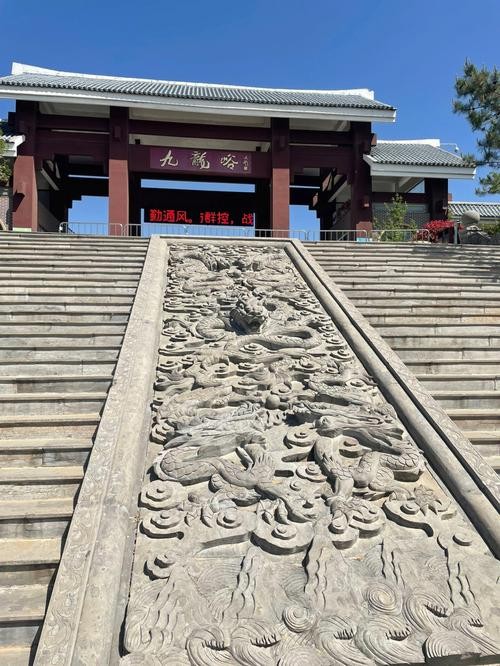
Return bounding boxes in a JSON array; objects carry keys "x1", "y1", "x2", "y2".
[
  {"x1": 58, "y1": 222, "x2": 123, "y2": 236},
  {"x1": 320, "y1": 229, "x2": 367, "y2": 242},
  {"x1": 49, "y1": 223, "x2": 439, "y2": 244},
  {"x1": 371, "y1": 228, "x2": 431, "y2": 243},
  {"x1": 318, "y1": 228, "x2": 431, "y2": 243},
  {"x1": 58, "y1": 222, "x2": 311, "y2": 240}
]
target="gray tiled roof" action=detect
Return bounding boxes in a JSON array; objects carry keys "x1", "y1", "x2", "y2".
[
  {"x1": 0, "y1": 72, "x2": 394, "y2": 110},
  {"x1": 372, "y1": 142, "x2": 472, "y2": 167},
  {"x1": 0, "y1": 120, "x2": 17, "y2": 142},
  {"x1": 449, "y1": 201, "x2": 500, "y2": 219}
]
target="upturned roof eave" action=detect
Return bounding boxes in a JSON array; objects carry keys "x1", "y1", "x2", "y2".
[{"x1": 0, "y1": 85, "x2": 397, "y2": 123}]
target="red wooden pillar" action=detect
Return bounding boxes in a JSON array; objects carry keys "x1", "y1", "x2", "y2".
[
  {"x1": 350, "y1": 122, "x2": 373, "y2": 233},
  {"x1": 270, "y1": 118, "x2": 290, "y2": 237},
  {"x1": 108, "y1": 107, "x2": 129, "y2": 236},
  {"x1": 425, "y1": 178, "x2": 448, "y2": 219},
  {"x1": 12, "y1": 101, "x2": 38, "y2": 231}
]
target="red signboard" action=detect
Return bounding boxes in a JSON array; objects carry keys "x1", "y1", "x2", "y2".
[
  {"x1": 146, "y1": 208, "x2": 254, "y2": 227},
  {"x1": 150, "y1": 147, "x2": 253, "y2": 176}
]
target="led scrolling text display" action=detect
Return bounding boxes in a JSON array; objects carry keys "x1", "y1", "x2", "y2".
[{"x1": 146, "y1": 209, "x2": 254, "y2": 227}]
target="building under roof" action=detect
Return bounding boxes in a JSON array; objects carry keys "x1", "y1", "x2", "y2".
[
  {"x1": 0, "y1": 63, "x2": 476, "y2": 234},
  {"x1": 449, "y1": 200, "x2": 500, "y2": 221}
]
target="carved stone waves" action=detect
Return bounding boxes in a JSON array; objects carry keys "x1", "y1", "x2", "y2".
[{"x1": 121, "y1": 243, "x2": 499, "y2": 665}]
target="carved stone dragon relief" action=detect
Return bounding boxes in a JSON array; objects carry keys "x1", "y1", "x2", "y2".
[{"x1": 121, "y1": 243, "x2": 499, "y2": 665}]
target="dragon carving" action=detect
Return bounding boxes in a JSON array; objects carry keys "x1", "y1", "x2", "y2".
[{"x1": 121, "y1": 243, "x2": 499, "y2": 665}]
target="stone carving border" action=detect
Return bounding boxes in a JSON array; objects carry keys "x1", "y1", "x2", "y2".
[
  {"x1": 35, "y1": 236, "x2": 499, "y2": 666},
  {"x1": 289, "y1": 240, "x2": 500, "y2": 557},
  {"x1": 35, "y1": 236, "x2": 168, "y2": 665}
]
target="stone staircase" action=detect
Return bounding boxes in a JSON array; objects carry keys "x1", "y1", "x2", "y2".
[
  {"x1": 0, "y1": 232, "x2": 149, "y2": 665},
  {"x1": 304, "y1": 241, "x2": 500, "y2": 474}
]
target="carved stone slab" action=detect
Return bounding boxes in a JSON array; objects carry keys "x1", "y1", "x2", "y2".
[{"x1": 120, "y1": 243, "x2": 500, "y2": 665}]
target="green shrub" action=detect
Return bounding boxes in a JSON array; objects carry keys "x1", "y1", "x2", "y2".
[
  {"x1": 373, "y1": 194, "x2": 418, "y2": 241},
  {"x1": 481, "y1": 221, "x2": 500, "y2": 236}
]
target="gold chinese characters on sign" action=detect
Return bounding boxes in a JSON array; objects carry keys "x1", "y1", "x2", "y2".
[{"x1": 151, "y1": 147, "x2": 252, "y2": 175}]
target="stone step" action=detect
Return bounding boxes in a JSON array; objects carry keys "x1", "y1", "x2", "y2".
[
  {"x1": 324, "y1": 268, "x2": 500, "y2": 280},
  {"x1": 416, "y1": 374, "x2": 500, "y2": 391},
  {"x1": 307, "y1": 255, "x2": 500, "y2": 270},
  {"x1": 383, "y1": 335, "x2": 500, "y2": 348},
  {"x1": 466, "y1": 432, "x2": 500, "y2": 467},
  {"x1": 0, "y1": 294, "x2": 134, "y2": 304},
  {"x1": 0, "y1": 583, "x2": 48, "y2": 648},
  {"x1": 0, "y1": 465, "x2": 84, "y2": 484},
  {"x1": 365, "y1": 313, "x2": 500, "y2": 325},
  {"x1": 341, "y1": 285, "x2": 500, "y2": 295},
  {"x1": 0, "y1": 302, "x2": 131, "y2": 314},
  {"x1": 394, "y1": 347, "x2": 500, "y2": 362},
  {"x1": 0, "y1": 498, "x2": 74, "y2": 539},
  {"x1": 0, "y1": 275, "x2": 140, "y2": 286},
  {"x1": 0, "y1": 465, "x2": 84, "y2": 502},
  {"x1": 349, "y1": 296, "x2": 500, "y2": 307},
  {"x1": 0, "y1": 393, "x2": 107, "y2": 416},
  {"x1": 333, "y1": 263, "x2": 500, "y2": 272},
  {"x1": 305, "y1": 240, "x2": 500, "y2": 249},
  {"x1": 446, "y1": 409, "x2": 500, "y2": 430},
  {"x1": 0, "y1": 246, "x2": 147, "y2": 256},
  {"x1": 0, "y1": 334, "x2": 124, "y2": 347},
  {"x1": 0, "y1": 437, "x2": 92, "y2": 467},
  {"x1": 0, "y1": 537, "x2": 61, "y2": 586},
  {"x1": 464, "y1": 430, "x2": 499, "y2": 446},
  {"x1": 0, "y1": 360, "x2": 117, "y2": 376},
  {"x1": 0, "y1": 252, "x2": 145, "y2": 264},
  {"x1": 0, "y1": 286, "x2": 137, "y2": 296},
  {"x1": 0, "y1": 375, "x2": 112, "y2": 394},
  {"x1": 431, "y1": 390, "x2": 500, "y2": 409},
  {"x1": 0, "y1": 321, "x2": 126, "y2": 334},
  {"x1": 359, "y1": 303, "x2": 500, "y2": 315},
  {"x1": 0, "y1": 646, "x2": 31, "y2": 666},
  {"x1": 334, "y1": 276, "x2": 500, "y2": 287},
  {"x1": 308, "y1": 253, "x2": 500, "y2": 262},
  {"x1": 0, "y1": 345, "x2": 121, "y2": 361},
  {"x1": 0, "y1": 413, "x2": 99, "y2": 441},
  {"x1": 0, "y1": 265, "x2": 143, "y2": 276},
  {"x1": 0, "y1": 253, "x2": 144, "y2": 263},
  {"x1": 0, "y1": 311, "x2": 130, "y2": 323},
  {"x1": 0, "y1": 236, "x2": 148, "y2": 248},
  {"x1": 488, "y1": 455, "x2": 500, "y2": 472},
  {"x1": 307, "y1": 250, "x2": 500, "y2": 262},
  {"x1": 0, "y1": 245, "x2": 146, "y2": 254},
  {"x1": 304, "y1": 243, "x2": 500, "y2": 255}
]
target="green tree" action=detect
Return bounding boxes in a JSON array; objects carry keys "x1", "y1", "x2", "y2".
[
  {"x1": 0, "y1": 128, "x2": 11, "y2": 186},
  {"x1": 373, "y1": 193, "x2": 417, "y2": 241},
  {"x1": 453, "y1": 61, "x2": 499, "y2": 195}
]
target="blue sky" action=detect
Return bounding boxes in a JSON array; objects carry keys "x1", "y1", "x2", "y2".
[{"x1": 0, "y1": 0, "x2": 498, "y2": 230}]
